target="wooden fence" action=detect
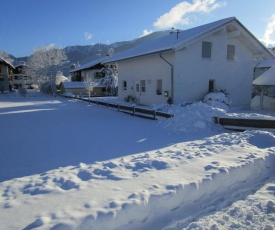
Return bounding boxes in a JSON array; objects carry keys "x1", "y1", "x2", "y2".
[
  {"x1": 213, "y1": 116, "x2": 275, "y2": 130},
  {"x1": 64, "y1": 95, "x2": 173, "y2": 120}
]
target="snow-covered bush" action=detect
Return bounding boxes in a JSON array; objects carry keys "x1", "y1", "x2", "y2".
[{"x1": 203, "y1": 90, "x2": 231, "y2": 111}]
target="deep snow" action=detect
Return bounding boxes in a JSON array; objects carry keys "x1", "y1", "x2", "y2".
[{"x1": 0, "y1": 91, "x2": 275, "y2": 230}]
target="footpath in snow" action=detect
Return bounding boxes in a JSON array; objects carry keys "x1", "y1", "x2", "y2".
[{"x1": 0, "y1": 91, "x2": 274, "y2": 230}]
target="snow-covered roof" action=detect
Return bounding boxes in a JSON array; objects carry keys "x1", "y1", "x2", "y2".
[
  {"x1": 255, "y1": 59, "x2": 275, "y2": 68},
  {"x1": 253, "y1": 65, "x2": 275, "y2": 86},
  {"x1": 70, "y1": 57, "x2": 108, "y2": 73},
  {"x1": 61, "y1": 81, "x2": 105, "y2": 89},
  {"x1": 61, "y1": 81, "x2": 85, "y2": 88},
  {"x1": 105, "y1": 17, "x2": 272, "y2": 63},
  {"x1": 0, "y1": 57, "x2": 15, "y2": 69}
]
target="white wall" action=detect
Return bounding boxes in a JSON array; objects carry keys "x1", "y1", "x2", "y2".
[
  {"x1": 81, "y1": 69, "x2": 99, "y2": 81},
  {"x1": 116, "y1": 52, "x2": 174, "y2": 105},
  {"x1": 173, "y1": 30, "x2": 256, "y2": 107}
]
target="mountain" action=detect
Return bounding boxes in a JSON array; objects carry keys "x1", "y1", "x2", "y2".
[{"x1": 12, "y1": 31, "x2": 170, "y2": 76}]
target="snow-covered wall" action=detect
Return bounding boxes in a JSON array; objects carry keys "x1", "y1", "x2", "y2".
[
  {"x1": 80, "y1": 69, "x2": 99, "y2": 81},
  {"x1": 174, "y1": 29, "x2": 255, "y2": 107},
  {"x1": 77, "y1": 152, "x2": 275, "y2": 230}
]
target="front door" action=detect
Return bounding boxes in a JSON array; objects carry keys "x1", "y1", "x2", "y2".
[{"x1": 134, "y1": 80, "x2": 140, "y2": 103}]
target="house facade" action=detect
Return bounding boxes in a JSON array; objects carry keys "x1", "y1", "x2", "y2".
[
  {"x1": 69, "y1": 57, "x2": 108, "y2": 96},
  {"x1": 105, "y1": 17, "x2": 274, "y2": 107},
  {"x1": 70, "y1": 58, "x2": 107, "y2": 82},
  {"x1": 0, "y1": 58, "x2": 14, "y2": 92},
  {"x1": 11, "y1": 62, "x2": 33, "y2": 89}
]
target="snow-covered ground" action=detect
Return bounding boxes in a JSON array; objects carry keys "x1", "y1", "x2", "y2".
[{"x1": 0, "y1": 91, "x2": 275, "y2": 230}]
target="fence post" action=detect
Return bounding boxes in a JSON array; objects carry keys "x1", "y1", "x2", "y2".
[
  {"x1": 153, "y1": 110, "x2": 156, "y2": 120},
  {"x1": 213, "y1": 117, "x2": 219, "y2": 124},
  {"x1": 118, "y1": 104, "x2": 120, "y2": 112},
  {"x1": 133, "y1": 106, "x2": 135, "y2": 116}
]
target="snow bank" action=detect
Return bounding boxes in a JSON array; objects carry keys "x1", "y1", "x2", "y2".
[
  {"x1": 1, "y1": 129, "x2": 275, "y2": 230},
  {"x1": 156, "y1": 102, "x2": 226, "y2": 134}
]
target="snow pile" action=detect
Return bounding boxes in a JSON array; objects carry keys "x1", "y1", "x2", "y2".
[
  {"x1": 157, "y1": 102, "x2": 226, "y2": 134},
  {"x1": 203, "y1": 91, "x2": 232, "y2": 110}
]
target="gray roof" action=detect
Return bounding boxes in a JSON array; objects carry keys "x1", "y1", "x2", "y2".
[
  {"x1": 253, "y1": 65, "x2": 275, "y2": 86},
  {"x1": 61, "y1": 81, "x2": 105, "y2": 89},
  {"x1": 61, "y1": 81, "x2": 85, "y2": 88},
  {"x1": 70, "y1": 57, "x2": 108, "y2": 73},
  {"x1": 105, "y1": 17, "x2": 273, "y2": 63}
]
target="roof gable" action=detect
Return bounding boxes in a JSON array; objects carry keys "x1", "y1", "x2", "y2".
[
  {"x1": 70, "y1": 57, "x2": 107, "y2": 73},
  {"x1": 106, "y1": 17, "x2": 236, "y2": 62},
  {"x1": 105, "y1": 17, "x2": 274, "y2": 63}
]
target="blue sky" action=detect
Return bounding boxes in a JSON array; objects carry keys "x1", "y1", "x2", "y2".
[{"x1": 1, "y1": 0, "x2": 275, "y2": 57}]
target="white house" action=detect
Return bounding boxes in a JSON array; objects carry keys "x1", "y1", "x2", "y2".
[{"x1": 105, "y1": 17, "x2": 274, "y2": 107}]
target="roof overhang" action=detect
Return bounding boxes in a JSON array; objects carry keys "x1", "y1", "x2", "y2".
[{"x1": 0, "y1": 58, "x2": 15, "y2": 69}]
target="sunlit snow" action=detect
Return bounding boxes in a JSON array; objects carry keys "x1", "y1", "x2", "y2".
[{"x1": 0, "y1": 91, "x2": 274, "y2": 230}]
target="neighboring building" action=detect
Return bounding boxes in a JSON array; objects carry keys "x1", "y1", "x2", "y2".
[
  {"x1": 11, "y1": 62, "x2": 33, "y2": 89},
  {"x1": 70, "y1": 57, "x2": 107, "y2": 82},
  {"x1": 251, "y1": 64, "x2": 275, "y2": 109},
  {"x1": 253, "y1": 59, "x2": 275, "y2": 80},
  {"x1": 105, "y1": 17, "x2": 274, "y2": 107},
  {"x1": 68, "y1": 57, "x2": 107, "y2": 96},
  {"x1": 0, "y1": 58, "x2": 14, "y2": 92}
]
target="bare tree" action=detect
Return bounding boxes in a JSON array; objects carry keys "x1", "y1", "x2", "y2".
[
  {"x1": 84, "y1": 76, "x2": 97, "y2": 102},
  {"x1": 26, "y1": 45, "x2": 67, "y2": 95}
]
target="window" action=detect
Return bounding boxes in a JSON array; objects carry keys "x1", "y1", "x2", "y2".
[
  {"x1": 208, "y1": 79, "x2": 215, "y2": 92},
  {"x1": 227, "y1": 44, "x2": 235, "y2": 60},
  {"x1": 141, "y1": 80, "x2": 146, "y2": 92},
  {"x1": 123, "y1": 81, "x2": 127, "y2": 90},
  {"x1": 136, "y1": 83, "x2": 140, "y2": 92},
  {"x1": 156, "y1": 79, "x2": 162, "y2": 95},
  {"x1": 202, "y1": 41, "x2": 212, "y2": 59}
]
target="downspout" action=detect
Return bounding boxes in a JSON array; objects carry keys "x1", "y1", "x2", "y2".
[{"x1": 159, "y1": 53, "x2": 174, "y2": 104}]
